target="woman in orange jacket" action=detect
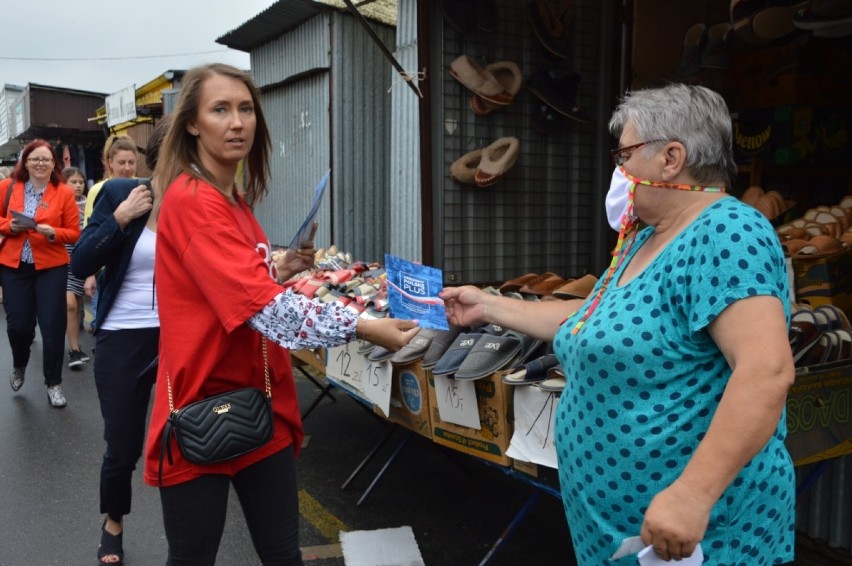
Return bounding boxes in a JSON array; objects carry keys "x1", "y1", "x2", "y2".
[{"x1": 0, "y1": 140, "x2": 81, "y2": 407}]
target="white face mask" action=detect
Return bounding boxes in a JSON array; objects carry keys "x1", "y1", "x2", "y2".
[{"x1": 604, "y1": 166, "x2": 633, "y2": 231}]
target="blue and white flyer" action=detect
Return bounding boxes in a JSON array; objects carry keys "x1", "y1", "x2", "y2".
[{"x1": 384, "y1": 254, "x2": 449, "y2": 331}]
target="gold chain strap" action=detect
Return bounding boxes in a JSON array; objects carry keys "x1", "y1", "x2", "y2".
[{"x1": 167, "y1": 336, "x2": 271, "y2": 414}]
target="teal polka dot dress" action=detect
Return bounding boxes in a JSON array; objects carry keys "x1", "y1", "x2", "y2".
[{"x1": 553, "y1": 198, "x2": 795, "y2": 565}]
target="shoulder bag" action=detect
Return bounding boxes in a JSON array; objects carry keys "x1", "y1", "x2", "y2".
[{"x1": 158, "y1": 337, "x2": 274, "y2": 484}]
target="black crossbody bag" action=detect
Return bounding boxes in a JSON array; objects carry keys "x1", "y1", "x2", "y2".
[{"x1": 158, "y1": 338, "x2": 274, "y2": 485}]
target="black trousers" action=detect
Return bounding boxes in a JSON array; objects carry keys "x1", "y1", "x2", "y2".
[
  {"x1": 159, "y1": 446, "x2": 303, "y2": 566},
  {"x1": 0, "y1": 263, "x2": 67, "y2": 385},
  {"x1": 94, "y1": 327, "x2": 158, "y2": 520}
]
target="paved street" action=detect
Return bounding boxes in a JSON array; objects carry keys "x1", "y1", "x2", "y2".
[{"x1": 0, "y1": 310, "x2": 575, "y2": 565}]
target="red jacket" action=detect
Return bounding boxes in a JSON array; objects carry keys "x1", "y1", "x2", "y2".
[{"x1": 0, "y1": 178, "x2": 81, "y2": 270}]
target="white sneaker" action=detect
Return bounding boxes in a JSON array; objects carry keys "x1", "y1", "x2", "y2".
[{"x1": 47, "y1": 385, "x2": 67, "y2": 408}]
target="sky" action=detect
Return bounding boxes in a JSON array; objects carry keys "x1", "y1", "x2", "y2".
[{"x1": 1, "y1": 0, "x2": 279, "y2": 94}]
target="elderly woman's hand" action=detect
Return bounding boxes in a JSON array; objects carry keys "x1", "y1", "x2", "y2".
[
  {"x1": 640, "y1": 479, "x2": 714, "y2": 561},
  {"x1": 440, "y1": 285, "x2": 490, "y2": 328}
]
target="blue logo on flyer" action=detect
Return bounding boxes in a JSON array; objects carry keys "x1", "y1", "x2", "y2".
[{"x1": 384, "y1": 254, "x2": 449, "y2": 330}]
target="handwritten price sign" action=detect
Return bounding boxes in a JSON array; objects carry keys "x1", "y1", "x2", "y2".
[
  {"x1": 325, "y1": 342, "x2": 392, "y2": 414},
  {"x1": 433, "y1": 374, "x2": 480, "y2": 429}
]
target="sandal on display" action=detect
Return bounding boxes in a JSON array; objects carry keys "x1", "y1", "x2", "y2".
[
  {"x1": 454, "y1": 333, "x2": 523, "y2": 380},
  {"x1": 499, "y1": 272, "x2": 539, "y2": 293},
  {"x1": 450, "y1": 148, "x2": 484, "y2": 185},
  {"x1": 470, "y1": 61, "x2": 523, "y2": 116},
  {"x1": 391, "y1": 328, "x2": 437, "y2": 366},
  {"x1": 474, "y1": 137, "x2": 521, "y2": 187},
  {"x1": 552, "y1": 274, "x2": 599, "y2": 299},
  {"x1": 431, "y1": 333, "x2": 483, "y2": 377},
  {"x1": 449, "y1": 55, "x2": 514, "y2": 105},
  {"x1": 526, "y1": 67, "x2": 590, "y2": 123},
  {"x1": 527, "y1": 0, "x2": 574, "y2": 59},
  {"x1": 503, "y1": 353, "x2": 558, "y2": 385},
  {"x1": 422, "y1": 326, "x2": 464, "y2": 370},
  {"x1": 98, "y1": 520, "x2": 124, "y2": 566}
]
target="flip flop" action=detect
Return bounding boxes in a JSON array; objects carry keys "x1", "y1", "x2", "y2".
[
  {"x1": 535, "y1": 365, "x2": 566, "y2": 392},
  {"x1": 502, "y1": 353, "x2": 558, "y2": 385},
  {"x1": 454, "y1": 334, "x2": 523, "y2": 380}
]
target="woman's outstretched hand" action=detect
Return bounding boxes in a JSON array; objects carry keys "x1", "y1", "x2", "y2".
[{"x1": 357, "y1": 317, "x2": 420, "y2": 351}]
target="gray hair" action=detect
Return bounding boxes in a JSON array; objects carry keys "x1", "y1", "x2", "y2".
[{"x1": 608, "y1": 83, "x2": 736, "y2": 188}]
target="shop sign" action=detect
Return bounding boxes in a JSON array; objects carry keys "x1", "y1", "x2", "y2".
[
  {"x1": 105, "y1": 85, "x2": 136, "y2": 127},
  {"x1": 786, "y1": 362, "x2": 852, "y2": 466}
]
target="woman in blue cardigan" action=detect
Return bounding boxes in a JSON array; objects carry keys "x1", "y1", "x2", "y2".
[{"x1": 71, "y1": 118, "x2": 169, "y2": 566}]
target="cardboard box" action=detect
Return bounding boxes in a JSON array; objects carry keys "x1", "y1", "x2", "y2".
[
  {"x1": 786, "y1": 361, "x2": 852, "y2": 466},
  {"x1": 427, "y1": 372, "x2": 513, "y2": 466},
  {"x1": 792, "y1": 248, "x2": 852, "y2": 314},
  {"x1": 378, "y1": 362, "x2": 432, "y2": 439},
  {"x1": 290, "y1": 348, "x2": 326, "y2": 374}
]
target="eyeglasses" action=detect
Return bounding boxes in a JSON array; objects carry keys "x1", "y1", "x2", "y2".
[
  {"x1": 27, "y1": 157, "x2": 54, "y2": 164},
  {"x1": 610, "y1": 139, "x2": 669, "y2": 166}
]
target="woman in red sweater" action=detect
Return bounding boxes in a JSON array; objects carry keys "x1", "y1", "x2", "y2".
[{"x1": 0, "y1": 140, "x2": 81, "y2": 407}]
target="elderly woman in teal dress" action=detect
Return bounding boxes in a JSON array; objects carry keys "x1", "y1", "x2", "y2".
[{"x1": 441, "y1": 83, "x2": 795, "y2": 565}]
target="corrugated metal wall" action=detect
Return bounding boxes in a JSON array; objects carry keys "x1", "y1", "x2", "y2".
[
  {"x1": 431, "y1": 0, "x2": 609, "y2": 285},
  {"x1": 251, "y1": 14, "x2": 332, "y2": 249},
  {"x1": 329, "y1": 14, "x2": 396, "y2": 263},
  {"x1": 258, "y1": 73, "x2": 332, "y2": 249},
  {"x1": 387, "y1": 0, "x2": 423, "y2": 262},
  {"x1": 249, "y1": 11, "x2": 394, "y2": 260}
]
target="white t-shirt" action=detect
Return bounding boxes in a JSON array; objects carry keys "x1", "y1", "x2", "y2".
[{"x1": 100, "y1": 227, "x2": 159, "y2": 330}]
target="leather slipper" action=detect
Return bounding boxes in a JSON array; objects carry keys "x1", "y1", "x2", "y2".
[
  {"x1": 455, "y1": 334, "x2": 522, "y2": 380},
  {"x1": 449, "y1": 55, "x2": 514, "y2": 105},
  {"x1": 450, "y1": 148, "x2": 483, "y2": 185},
  {"x1": 470, "y1": 61, "x2": 523, "y2": 116},
  {"x1": 499, "y1": 273, "x2": 539, "y2": 293},
  {"x1": 520, "y1": 273, "x2": 567, "y2": 297},
  {"x1": 474, "y1": 136, "x2": 520, "y2": 187},
  {"x1": 391, "y1": 328, "x2": 437, "y2": 366},
  {"x1": 432, "y1": 333, "x2": 483, "y2": 377},
  {"x1": 552, "y1": 274, "x2": 598, "y2": 299},
  {"x1": 517, "y1": 272, "x2": 558, "y2": 295}
]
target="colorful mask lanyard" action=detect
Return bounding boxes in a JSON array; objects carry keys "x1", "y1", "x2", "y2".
[{"x1": 571, "y1": 167, "x2": 725, "y2": 335}]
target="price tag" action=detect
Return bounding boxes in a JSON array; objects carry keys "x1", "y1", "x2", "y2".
[
  {"x1": 433, "y1": 375, "x2": 480, "y2": 429},
  {"x1": 325, "y1": 342, "x2": 367, "y2": 394},
  {"x1": 361, "y1": 359, "x2": 393, "y2": 416},
  {"x1": 506, "y1": 386, "x2": 558, "y2": 469}
]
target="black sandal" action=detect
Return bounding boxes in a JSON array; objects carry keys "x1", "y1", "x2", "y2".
[{"x1": 97, "y1": 519, "x2": 124, "y2": 566}]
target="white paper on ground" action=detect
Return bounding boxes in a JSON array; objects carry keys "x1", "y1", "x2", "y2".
[
  {"x1": 339, "y1": 526, "x2": 425, "y2": 566},
  {"x1": 506, "y1": 386, "x2": 558, "y2": 469}
]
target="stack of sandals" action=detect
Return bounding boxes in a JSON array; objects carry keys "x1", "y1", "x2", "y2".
[{"x1": 791, "y1": 303, "x2": 852, "y2": 368}]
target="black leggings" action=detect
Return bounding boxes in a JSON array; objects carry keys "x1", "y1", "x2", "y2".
[{"x1": 159, "y1": 446, "x2": 303, "y2": 566}]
